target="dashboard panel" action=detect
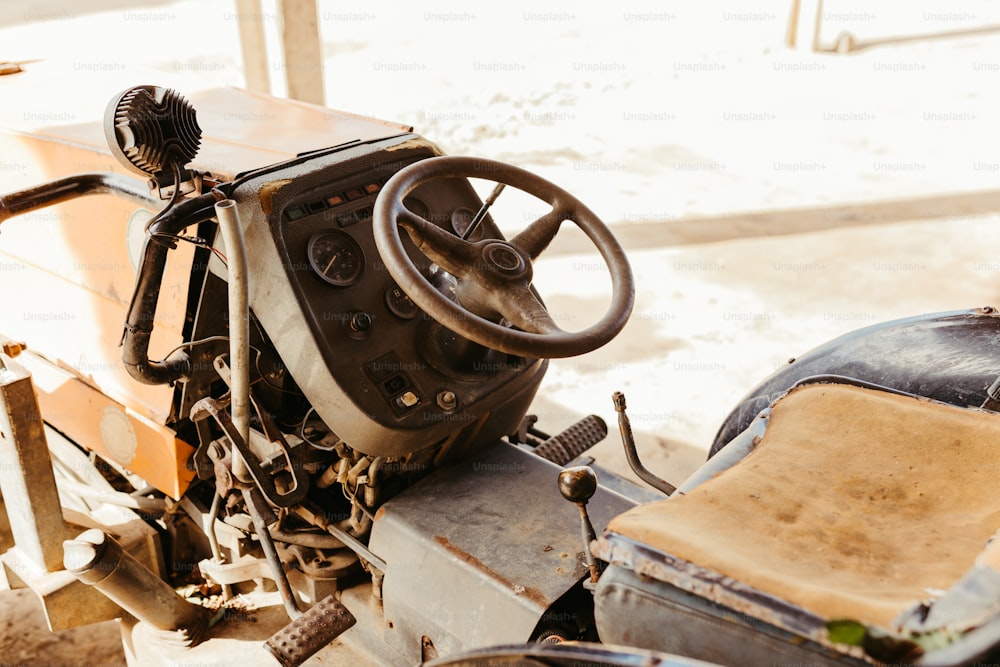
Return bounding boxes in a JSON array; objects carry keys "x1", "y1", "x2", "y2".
[{"x1": 225, "y1": 134, "x2": 548, "y2": 459}]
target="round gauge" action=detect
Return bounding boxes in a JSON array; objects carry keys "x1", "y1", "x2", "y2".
[
  {"x1": 385, "y1": 283, "x2": 420, "y2": 319},
  {"x1": 307, "y1": 230, "x2": 365, "y2": 286}
]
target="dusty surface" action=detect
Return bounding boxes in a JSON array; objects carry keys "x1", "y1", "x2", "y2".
[
  {"x1": 0, "y1": 588, "x2": 124, "y2": 667},
  {"x1": 1, "y1": 0, "x2": 1000, "y2": 663}
]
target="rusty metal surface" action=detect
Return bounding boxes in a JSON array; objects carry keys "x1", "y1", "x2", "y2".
[
  {"x1": 368, "y1": 441, "x2": 637, "y2": 664},
  {"x1": 0, "y1": 360, "x2": 166, "y2": 631},
  {"x1": 0, "y1": 357, "x2": 76, "y2": 570}
]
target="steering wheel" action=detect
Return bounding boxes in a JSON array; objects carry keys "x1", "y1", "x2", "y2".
[{"x1": 373, "y1": 156, "x2": 634, "y2": 359}]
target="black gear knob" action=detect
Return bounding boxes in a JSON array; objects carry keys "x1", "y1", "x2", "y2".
[{"x1": 558, "y1": 465, "x2": 598, "y2": 504}]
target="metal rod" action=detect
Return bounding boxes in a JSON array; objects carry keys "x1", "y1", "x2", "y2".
[
  {"x1": 215, "y1": 199, "x2": 251, "y2": 483},
  {"x1": 294, "y1": 503, "x2": 387, "y2": 572},
  {"x1": 461, "y1": 182, "x2": 505, "y2": 241},
  {"x1": 63, "y1": 528, "x2": 209, "y2": 644},
  {"x1": 0, "y1": 172, "x2": 156, "y2": 223},
  {"x1": 206, "y1": 492, "x2": 234, "y2": 600},
  {"x1": 0, "y1": 359, "x2": 76, "y2": 570},
  {"x1": 243, "y1": 487, "x2": 301, "y2": 620},
  {"x1": 612, "y1": 391, "x2": 676, "y2": 496},
  {"x1": 577, "y1": 504, "x2": 600, "y2": 583}
]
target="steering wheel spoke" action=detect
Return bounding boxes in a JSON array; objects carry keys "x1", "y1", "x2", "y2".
[
  {"x1": 398, "y1": 208, "x2": 476, "y2": 278},
  {"x1": 497, "y1": 286, "x2": 565, "y2": 336},
  {"x1": 510, "y1": 207, "x2": 568, "y2": 260}
]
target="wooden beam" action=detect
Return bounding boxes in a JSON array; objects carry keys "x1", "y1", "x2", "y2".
[
  {"x1": 235, "y1": 0, "x2": 271, "y2": 94},
  {"x1": 277, "y1": 0, "x2": 325, "y2": 105}
]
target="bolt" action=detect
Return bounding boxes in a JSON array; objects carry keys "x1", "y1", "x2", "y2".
[{"x1": 436, "y1": 390, "x2": 457, "y2": 411}]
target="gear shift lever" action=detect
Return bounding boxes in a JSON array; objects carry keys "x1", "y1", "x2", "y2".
[{"x1": 558, "y1": 466, "x2": 601, "y2": 584}]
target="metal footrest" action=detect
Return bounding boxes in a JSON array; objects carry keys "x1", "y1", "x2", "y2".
[
  {"x1": 532, "y1": 415, "x2": 608, "y2": 466},
  {"x1": 264, "y1": 594, "x2": 357, "y2": 667}
]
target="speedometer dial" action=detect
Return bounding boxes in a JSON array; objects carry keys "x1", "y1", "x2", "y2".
[{"x1": 307, "y1": 230, "x2": 365, "y2": 287}]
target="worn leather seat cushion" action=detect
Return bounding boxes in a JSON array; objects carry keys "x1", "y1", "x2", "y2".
[{"x1": 607, "y1": 383, "x2": 1000, "y2": 628}]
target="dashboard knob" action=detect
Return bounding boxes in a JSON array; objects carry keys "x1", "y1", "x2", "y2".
[{"x1": 349, "y1": 312, "x2": 372, "y2": 333}]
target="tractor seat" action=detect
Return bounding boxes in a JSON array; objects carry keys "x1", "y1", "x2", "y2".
[{"x1": 596, "y1": 382, "x2": 1000, "y2": 634}]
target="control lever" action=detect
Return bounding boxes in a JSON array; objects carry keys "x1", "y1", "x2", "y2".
[
  {"x1": 557, "y1": 466, "x2": 601, "y2": 585},
  {"x1": 613, "y1": 391, "x2": 676, "y2": 496},
  {"x1": 461, "y1": 182, "x2": 505, "y2": 241}
]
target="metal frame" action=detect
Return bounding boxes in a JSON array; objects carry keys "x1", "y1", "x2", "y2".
[{"x1": 0, "y1": 355, "x2": 162, "y2": 631}]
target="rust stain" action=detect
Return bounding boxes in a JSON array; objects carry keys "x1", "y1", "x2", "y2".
[
  {"x1": 258, "y1": 178, "x2": 292, "y2": 216},
  {"x1": 433, "y1": 535, "x2": 548, "y2": 607},
  {"x1": 384, "y1": 137, "x2": 430, "y2": 153}
]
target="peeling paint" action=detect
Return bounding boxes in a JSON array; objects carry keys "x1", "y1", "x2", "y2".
[{"x1": 258, "y1": 178, "x2": 292, "y2": 216}]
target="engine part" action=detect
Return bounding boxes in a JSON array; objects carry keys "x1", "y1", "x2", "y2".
[
  {"x1": 205, "y1": 492, "x2": 233, "y2": 600},
  {"x1": 282, "y1": 543, "x2": 358, "y2": 580},
  {"x1": 192, "y1": 395, "x2": 308, "y2": 507},
  {"x1": 123, "y1": 192, "x2": 218, "y2": 385},
  {"x1": 63, "y1": 528, "x2": 210, "y2": 646},
  {"x1": 293, "y1": 503, "x2": 387, "y2": 572}
]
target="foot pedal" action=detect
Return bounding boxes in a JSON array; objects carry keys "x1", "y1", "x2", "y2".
[
  {"x1": 532, "y1": 415, "x2": 608, "y2": 466},
  {"x1": 263, "y1": 594, "x2": 356, "y2": 667}
]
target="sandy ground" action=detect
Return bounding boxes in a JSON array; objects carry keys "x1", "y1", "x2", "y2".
[{"x1": 2, "y1": 0, "x2": 1000, "y2": 664}]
